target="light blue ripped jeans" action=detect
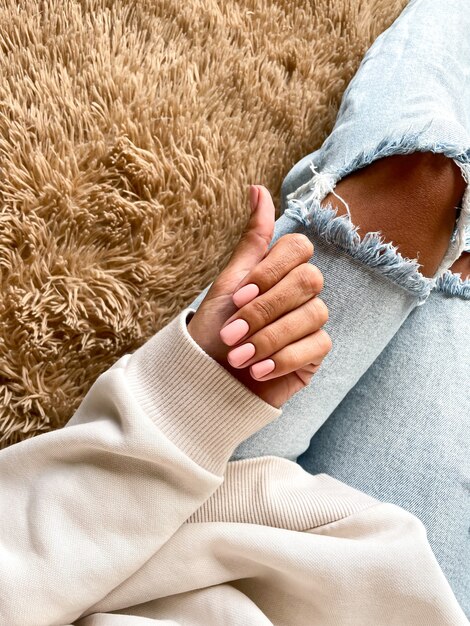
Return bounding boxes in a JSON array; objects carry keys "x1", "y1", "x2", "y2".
[{"x1": 189, "y1": 0, "x2": 470, "y2": 613}]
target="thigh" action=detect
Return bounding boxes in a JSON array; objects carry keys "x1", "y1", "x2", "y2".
[{"x1": 298, "y1": 275, "x2": 470, "y2": 614}]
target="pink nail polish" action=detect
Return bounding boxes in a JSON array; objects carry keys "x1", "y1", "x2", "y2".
[
  {"x1": 232, "y1": 283, "x2": 259, "y2": 308},
  {"x1": 250, "y1": 185, "x2": 259, "y2": 213},
  {"x1": 251, "y1": 359, "x2": 275, "y2": 379},
  {"x1": 220, "y1": 319, "x2": 249, "y2": 346},
  {"x1": 227, "y1": 343, "x2": 256, "y2": 367}
]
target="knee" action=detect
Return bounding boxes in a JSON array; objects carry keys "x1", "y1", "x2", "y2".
[{"x1": 322, "y1": 153, "x2": 466, "y2": 277}]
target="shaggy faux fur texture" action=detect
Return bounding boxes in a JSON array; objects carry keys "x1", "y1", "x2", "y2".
[{"x1": 0, "y1": 0, "x2": 406, "y2": 446}]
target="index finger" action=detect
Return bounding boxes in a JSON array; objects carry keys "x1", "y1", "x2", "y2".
[{"x1": 232, "y1": 232, "x2": 314, "y2": 308}]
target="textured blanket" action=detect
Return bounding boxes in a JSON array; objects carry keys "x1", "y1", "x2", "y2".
[{"x1": 0, "y1": 0, "x2": 406, "y2": 446}]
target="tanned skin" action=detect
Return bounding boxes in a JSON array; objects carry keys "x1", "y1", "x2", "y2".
[{"x1": 321, "y1": 152, "x2": 468, "y2": 279}]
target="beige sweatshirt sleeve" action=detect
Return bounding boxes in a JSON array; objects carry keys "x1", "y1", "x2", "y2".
[{"x1": 0, "y1": 308, "x2": 281, "y2": 626}]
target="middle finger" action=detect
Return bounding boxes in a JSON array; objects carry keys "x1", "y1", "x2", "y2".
[
  {"x1": 220, "y1": 262, "x2": 324, "y2": 346},
  {"x1": 226, "y1": 296, "x2": 329, "y2": 368}
]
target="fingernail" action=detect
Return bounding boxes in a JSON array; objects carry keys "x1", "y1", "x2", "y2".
[
  {"x1": 227, "y1": 343, "x2": 256, "y2": 367},
  {"x1": 220, "y1": 319, "x2": 250, "y2": 346},
  {"x1": 250, "y1": 185, "x2": 259, "y2": 213},
  {"x1": 251, "y1": 359, "x2": 275, "y2": 379},
  {"x1": 232, "y1": 283, "x2": 259, "y2": 307}
]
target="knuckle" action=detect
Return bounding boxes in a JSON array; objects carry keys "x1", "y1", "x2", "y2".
[
  {"x1": 251, "y1": 296, "x2": 276, "y2": 325},
  {"x1": 315, "y1": 329, "x2": 333, "y2": 356},
  {"x1": 260, "y1": 262, "x2": 281, "y2": 287},
  {"x1": 286, "y1": 343, "x2": 302, "y2": 365},
  {"x1": 285, "y1": 232, "x2": 314, "y2": 258},
  {"x1": 310, "y1": 265, "x2": 324, "y2": 292},
  {"x1": 257, "y1": 325, "x2": 279, "y2": 351},
  {"x1": 311, "y1": 297, "x2": 329, "y2": 326},
  {"x1": 294, "y1": 263, "x2": 323, "y2": 294},
  {"x1": 244, "y1": 228, "x2": 271, "y2": 250}
]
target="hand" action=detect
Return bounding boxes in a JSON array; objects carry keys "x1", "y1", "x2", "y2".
[{"x1": 187, "y1": 185, "x2": 331, "y2": 408}]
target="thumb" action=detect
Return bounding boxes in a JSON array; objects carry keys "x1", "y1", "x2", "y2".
[{"x1": 225, "y1": 185, "x2": 276, "y2": 275}]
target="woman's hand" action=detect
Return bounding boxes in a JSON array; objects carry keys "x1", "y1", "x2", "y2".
[{"x1": 187, "y1": 185, "x2": 331, "y2": 408}]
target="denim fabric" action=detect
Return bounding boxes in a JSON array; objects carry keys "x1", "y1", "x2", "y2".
[
  {"x1": 298, "y1": 276, "x2": 470, "y2": 614},
  {"x1": 189, "y1": 0, "x2": 470, "y2": 613},
  {"x1": 189, "y1": 209, "x2": 428, "y2": 462},
  {"x1": 230, "y1": 212, "x2": 427, "y2": 461},
  {"x1": 282, "y1": 0, "x2": 470, "y2": 267}
]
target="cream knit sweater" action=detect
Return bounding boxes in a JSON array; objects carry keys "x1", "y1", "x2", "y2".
[{"x1": 0, "y1": 308, "x2": 466, "y2": 626}]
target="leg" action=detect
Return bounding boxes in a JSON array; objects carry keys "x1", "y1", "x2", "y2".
[
  {"x1": 283, "y1": 0, "x2": 470, "y2": 610},
  {"x1": 320, "y1": 152, "x2": 465, "y2": 277},
  {"x1": 298, "y1": 273, "x2": 470, "y2": 613},
  {"x1": 236, "y1": 0, "x2": 470, "y2": 457},
  {"x1": 189, "y1": 0, "x2": 470, "y2": 612},
  {"x1": 281, "y1": 0, "x2": 470, "y2": 274}
]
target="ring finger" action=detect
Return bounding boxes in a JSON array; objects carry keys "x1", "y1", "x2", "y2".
[
  {"x1": 249, "y1": 329, "x2": 333, "y2": 381},
  {"x1": 226, "y1": 297, "x2": 328, "y2": 369},
  {"x1": 220, "y1": 263, "x2": 324, "y2": 346}
]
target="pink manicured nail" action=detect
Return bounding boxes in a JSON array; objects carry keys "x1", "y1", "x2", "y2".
[
  {"x1": 250, "y1": 185, "x2": 259, "y2": 213},
  {"x1": 232, "y1": 283, "x2": 259, "y2": 308},
  {"x1": 220, "y1": 319, "x2": 249, "y2": 346},
  {"x1": 227, "y1": 343, "x2": 256, "y2": 367},
  {"x1": 251, "y1": 359, "x2": 275, "y2": 379}
]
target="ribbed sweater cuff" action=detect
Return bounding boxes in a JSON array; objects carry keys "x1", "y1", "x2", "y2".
[{"x1": 125, "y1": 308, "x2": 282, "y2": 475}]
